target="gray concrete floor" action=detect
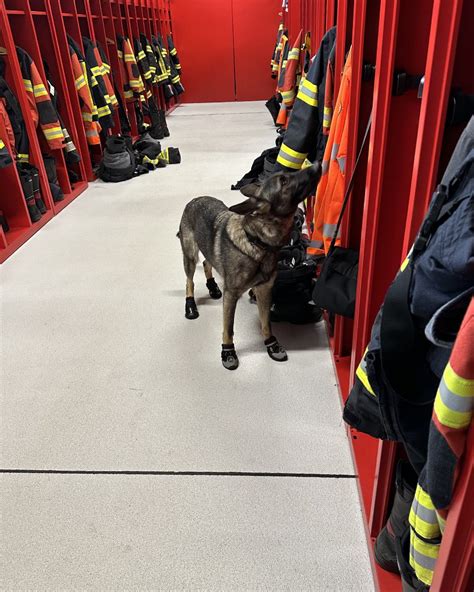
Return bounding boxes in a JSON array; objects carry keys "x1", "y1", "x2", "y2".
[{"x1": 0, "y1": 102, "x2": 374, "y2": 590}]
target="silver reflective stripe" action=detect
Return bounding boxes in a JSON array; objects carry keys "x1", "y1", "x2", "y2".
[
  {"x1": 309, "y1": 240, "x2": 323, "y2": 248},
  {"x1": 439, "y1": 378, "x2": 472, "y2": 413},
  {"x1": 323, "y1": 223, "x2": 341, "y2": 238},
  {"x1": 322, "y1": 160, "x2": 329, "y2": 175},
  {"x1": 412, "y1": 497, "x2": 438, "y2": 527},
  {"x1": 331, "y1": 142, "x2": 339, "y2": 161},
  {"x1": 411, "y1": 546, "x2": 437, "y2": 572},
  {"x1": 279, "y1": 151, "x2": 303, "y2": 166},
  {"x1": 299, "y1": 84, "x2": 317, "y2": 101},
  {"x1": 337, "y1": 156, "x2": 346, "y2": 173}
]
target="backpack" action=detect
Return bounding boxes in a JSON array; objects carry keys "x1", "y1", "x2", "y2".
[{"x1": 98, "y1": 135, "x2": 136, "y2": 183}]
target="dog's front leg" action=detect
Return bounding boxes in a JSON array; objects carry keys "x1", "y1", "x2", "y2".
[
  {"x1": 221, "y1": 291, "x2": 239, "y2": 370},
  {"x1": 254, "y1": 282, "x2": 288, "y2": 363}
]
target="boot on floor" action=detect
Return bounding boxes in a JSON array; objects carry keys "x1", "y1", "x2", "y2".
[{"x1": 374, "y1": 460, "x2": 418, "y2": 574}]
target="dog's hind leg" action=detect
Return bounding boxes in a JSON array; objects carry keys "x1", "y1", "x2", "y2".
[
  {"x1": 203, "y1": 260, "x2": 222, "y2": 300},
  {"x1": 221, "y1": 291, "x2": 239, "y2": 370},
  {"x1": 254, "y1": 282, "x2": 288, "y2": 362},
  {"x1": 180, "y1": 231, "x2": 200, "y2": 320}
]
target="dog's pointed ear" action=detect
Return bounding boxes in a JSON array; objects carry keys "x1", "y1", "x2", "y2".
[
  {"x1": 239, "y1": 182, "x2": 262, "y2": 199},
  {"x1": 229, "y1": 199, "x2": 256, "y2": 215}
]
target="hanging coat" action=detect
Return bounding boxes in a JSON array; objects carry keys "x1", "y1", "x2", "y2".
[
  {"x1": 67, "y1": 36, "x2": 101, "y2": 145},
  {"x1": 167, "y1": 34, "x2": 182, "y2": 73},
  {"x1": 0, "y1": 60, "x2": 30, "y2": 161},
  {"x1": 16, "y1": 47, "x2": 65, "y2": 151},
  {"x1": 277, "y1": 30, "x2": 302, "y2": 128},
  {"x1": 275, "y1": 27, "x2": 336, "y2": 171},
  {"x1": 141, "y1": 34, "x2": 159, "y2": 85},
  {"x1": 117, "y1": 35, "x2": 145, "y2": 98},
  {"x1": 271, "y1": 23, "x2": 284, "y2": 77},
  {"x1": 81, "y1": 37, "x2": 114, "y2": 131},
  {"x1": 343, "y1": 116, "x2": 474, "y2": 474},
  {"x1": 307, "y1": 48, "x2": 352, "y2": 256},
  {"x1": 153, "y1": 35, "x2": 176, "y2": 100}
]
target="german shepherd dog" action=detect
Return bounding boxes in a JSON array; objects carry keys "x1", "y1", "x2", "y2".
[{"x1": 178, "y1": 163, "x2": 321, "y2": 370}]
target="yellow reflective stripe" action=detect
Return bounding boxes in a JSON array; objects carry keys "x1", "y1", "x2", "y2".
[
  {"x1": 129, "y1": 80, "x2": 143, "y2": 88},
  {"x1": 137, "y1": 50, "x2": 146, "y2": 60},
  {"x1": 444, "y1": 362, "x2": 474, "y2": 397},
  {"x1": 400, "y1": 256, "x2": 410, "y2": 271},
  {"x1": 297, "y1": 89, "x2": 318, "y2": 107},
  {"x1": 289, "y1": 48, "x2": 300, "y2": 59},
  {"x1": 43, "y1": 128, "x2": 64, "y2": 139},
  {"x1": 75, "y1": 76, "x2": 86, "y2": 90},
  {"x1": 124, "y1": 90, "x2": 134, "y2": 98},
  {"x1": 170, "y1": 48, "x2": 177, "y2": 56},
  {"x1": 90, "y1": 76, "x2": 98, "y2": 87},
  {"x1": 91, "y1": 66, "x2": 101, "y2": 76},
  {"x1": 434, "y1": 393, "x2": 471, "y2": 429},
  {"x1": 124, "y1": 54, "x2": 135, "y2": 63},
  {"x1": 356, "y1": 352, "x2": 376, "y2": 397},
  {"x1": 302, "y1": 78, "x2": 317, "y2": 93},
  {"x1": 23, "y1": 79, "x2": 33, "y2": 92},
  {"x1": 171, "y1": 75, "x2": 180, "y2": 83},
  {"x1": 0, "y1": 139, "x2": 4, "y2": 149},
  {"x1": 280, "y1": 144, "x2": 306, "y2": 160},
  {"x1": 82, "y1": 112, "x2": 93, "y2": 122},
  {"x1": 276, "y1": 154, "x2": 301, "y2": 169},
  {"x1": 33, "y1": 84, "x2": 48, "y2": 98},
  {"x1": 18, "y1": 153, "x2": 29, "y2": 162},
  {"x1": 117, "y1": 50, "x2": 123, "y2": 58},
  {"x1": 97, "y1": 105, "x2": 111, "y2": 117}
]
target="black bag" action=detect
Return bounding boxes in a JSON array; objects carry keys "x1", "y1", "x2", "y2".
[
  {"x1": 312, "y1": 114, "x2": 372, "y2": 318},
  {"x1": 98, "y1": 135, "x2": 136, "y2": 183}
]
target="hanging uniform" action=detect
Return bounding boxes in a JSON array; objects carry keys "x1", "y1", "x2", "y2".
[
  {"x1": 117, "y1": 35, "x2": 145, "y2": 98},
  {"x1": 307, "y1": 48, "x2": 351, "y2": 256},
  {"x1": 277, "y1": 30, "x2": 302, "y2": 128},
  {"x1": 82, "y1": 37, "x2": 114, "y2": 132},
  {"x1": 167, "y1": 34, "x2": 184, "y2": 94},
  {"x1": 152, "y1": 35, "x2": 175, "y2": 100},
  {"x1": 275, "y1": 27, "x2": 336, "y2": 172},
  {"x1": 408, "y1": 298, "x2": 473, "y2": 588},
  {"x1": 0, "y1": 61, "x2": 30, "y2": 162},
  {"x1": 67, "y1": 36, "x2": 101, "y2": 145},
  {"x1": 16, "y1": 47, "x2": 65, "y2": 152},
  {"x1": 134, "y1": 36, "x2": 153, "y2": 98},
  {"x1": 343, "y1": 116, "x2": 474, "y2": 474},
  {"x1": 141, "y1": 34, "x2": 159, "y2": 85},
  {"x1": 271, "y1": 23, "x2": 284, "y2": 77}
]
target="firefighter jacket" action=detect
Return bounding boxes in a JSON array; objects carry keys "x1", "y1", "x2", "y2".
[
  {"x1": 87, "y1": 39, "x2": 118, "y2": 112},
  {"x1": 167, "y1": 35, "x2": 184, "y2": 94},
  {"x1": 82, "y1": 37, "x2": 114, "y2": 132},
  {"x1": 151, "y1": 35, "x2": 171, "y2": 85},
  {"x1": 141, "y1": 34, "x2": 159, "y2": 85},
  {"x1": 275, "y1": 26, "x2": 336, "y2": 172},
  {"x1": 277, "y1": 30, "x2": 302, "y2": 127},
  {"x1": 0, "y1": 136, "x2": 12, "y2": 168},
  {"x1": 158, "y1": 34, "x2": 183, "y2": 96},
  {"x1": 117, "y1": 35, "x2": 145, "y2": 100},
  {"x1": 308, "y1": 48, "x2": 351, "y2": 256},
  {"x1": 0, "y1": 61, "x2": 30, "y2": 161},
  {"x1": 343, "y1": 116, "x2": 474, "y2": 474},
  {"x1": 134, "y1": 36, "x2": 153, "y2": 97},
  {"x1": 152, "y1": 35, "x2": 177, "y2": 99},
  {"x1": 271, "y1": 23, "x2": 284, "y2": 77},
  {"x1": 408, "y1": 296, "x2": 473, "y2": 587},
  {"x1": 67, "y1": 36, "x2": 101, "y2": 145},
  {"x1": 16, "y1": 47, "x2": 65, "y2": 152}
]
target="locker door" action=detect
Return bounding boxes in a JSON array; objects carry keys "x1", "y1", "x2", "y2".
[{"x1": 170, "y1": 0, "x2": 236, "y2": 102}]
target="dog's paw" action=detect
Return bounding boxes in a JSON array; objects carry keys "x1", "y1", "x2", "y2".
[
  {"x1": 264, "y1": 336, "x2": 288, "y2": 362},
  {"x1": 206, "y1": 278, "x2": 222, "y2": 300},
  {"x1": 221, "y1": 345, "x2": 239, "y2": 370},
  {"x1": 185, "y1": 297, "x2": 199, "y2": 320}
]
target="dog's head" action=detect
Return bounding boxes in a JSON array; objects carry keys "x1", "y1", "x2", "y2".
[{"x1": 231, "y1": 163, "x2": 322, "y2": 218}]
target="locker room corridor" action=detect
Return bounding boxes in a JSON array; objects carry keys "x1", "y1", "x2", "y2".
[{"x1": 1, "y1": 102, "x2": 374, "y2": 590}]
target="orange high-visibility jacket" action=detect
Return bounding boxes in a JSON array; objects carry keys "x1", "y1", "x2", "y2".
[
  {"x1": 67, "y1": 36, "x2": 101, "y2": 146},
  {"x1": 276, "y1": 30, "x2": 302, "y2": 128},
  {"x1": 308, "y1": 48, "x2": 352, "y2": 257},
  {"x1": 16, "y1": 47, "x2": 65, "y2": 151}
]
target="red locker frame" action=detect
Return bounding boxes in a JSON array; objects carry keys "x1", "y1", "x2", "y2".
[
  {"x1": 0, "y1": 0, "x2": 180, "y2": 263},
  {"x1": 287, "y1": 1, "x2": 473, "y2": 590}
]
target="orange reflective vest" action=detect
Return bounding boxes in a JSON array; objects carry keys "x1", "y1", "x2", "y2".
[{"x1": 308, "y1": 48, "x2": 352, "y2": 257}]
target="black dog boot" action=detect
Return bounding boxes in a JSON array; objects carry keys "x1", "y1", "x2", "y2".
[
  {"x1": 185, "y1": 297, "x2": 199, "y2": 320},
  {"x1": 264, "y1": 336, "x2": 288, "y2": 362},
  {"x1": 206, "y1": 278, "x2": 222, "y2": 300},
  {"x1": 221, "y1": 345, "x2": 239, "y2": 370},
  {"x1": 374, "y1": 460, "x2": 418, "y2": 574}
]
